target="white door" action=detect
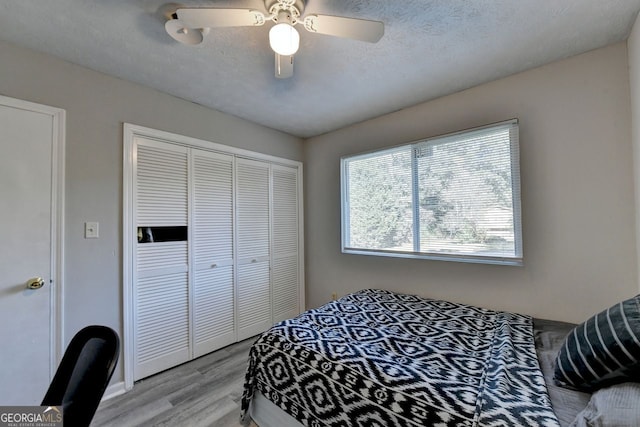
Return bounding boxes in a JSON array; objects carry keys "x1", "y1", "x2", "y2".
[
  {"x1": 0, "y1": 96, "x2": 64, "y2": 404},
  {"x1": 235, "y1": 158, "x2": 272, "y2": 341},
  {"x1": 133, "y1": 138, "x2": 190, "y2": 381},
  {"x1": 271, "y1": 164, "x2": 302, "y2": 323},
  {"x1": 192, "y1": 149, "x2": 235, "y2": 357}
]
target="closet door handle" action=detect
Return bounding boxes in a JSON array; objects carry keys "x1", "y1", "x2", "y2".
[
  {"x1": 211, "y1": 263, "x2": 217, "y2": 268},
  {"x1": 251, "y1": 259, "x2": 257, "y2": 263}
]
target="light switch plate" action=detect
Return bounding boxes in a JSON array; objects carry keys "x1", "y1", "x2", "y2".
[{"x1": 85, "y1": 221, "x2": 99, "y2": 239}]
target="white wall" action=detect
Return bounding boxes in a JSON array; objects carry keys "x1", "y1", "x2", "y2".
[
  {"x1": 629, "y1": 14, "x2": 640, "y2": 293},
  {"x1": 0, "y1": 40, "x2": 303, "y2": 386},
  {"x1": 305, "y1": 42, "x2": 637, "y2": 323}
]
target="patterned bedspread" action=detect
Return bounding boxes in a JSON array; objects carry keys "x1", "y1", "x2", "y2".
[{"x1": 241, "y1": 289, "x2": 559, "y2": 426}]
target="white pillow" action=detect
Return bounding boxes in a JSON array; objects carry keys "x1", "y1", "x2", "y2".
[{"x1": 569, "y1": 383, "x2": 640, "y2": 427}]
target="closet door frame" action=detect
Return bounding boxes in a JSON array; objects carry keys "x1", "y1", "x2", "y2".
[{"x1": 123, "y1": 123, "x2": 304, "y2": 391}]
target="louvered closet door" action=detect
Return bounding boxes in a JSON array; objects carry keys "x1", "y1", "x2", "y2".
[
  {"x1": 192, "y1": 150, "x2": 235, "y2": 357},
  {"x1": 236, "y1": 158, "x2": 271, "y2": 340},
  {"x1": 134, "y1": 138, "x2": 189, "y2": 380},
  {"x1": 272, "y1": 165, "x2": 301, "y2": 323}
]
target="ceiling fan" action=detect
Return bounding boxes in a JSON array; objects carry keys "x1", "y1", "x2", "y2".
[{"x1": 164, "y1": 0, "x2": 384, "y2": 78}]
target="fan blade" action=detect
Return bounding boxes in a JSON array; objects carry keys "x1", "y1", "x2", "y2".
[
  {"x1": 275, "y1": 53, "x2": 294, "y2": 79},
  {"x1": 177, "y1": 8, "x2": 266, "y2": 29},
  {"x1": 303, "y1": 15, "x2": 384, "y2": 43}
]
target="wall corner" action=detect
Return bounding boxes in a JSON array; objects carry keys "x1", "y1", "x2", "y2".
[{"x1": 628, "y1": 12, "x2": 640, "y2": 293}]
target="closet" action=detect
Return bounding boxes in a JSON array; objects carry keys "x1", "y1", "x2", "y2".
[{"x1": 124, "y1": 125, "x2": 303, "y2": 382}]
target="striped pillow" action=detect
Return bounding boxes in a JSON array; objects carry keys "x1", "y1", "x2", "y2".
[{"x1": 554, "y1": 295, "x2": 640, "y2": 391}]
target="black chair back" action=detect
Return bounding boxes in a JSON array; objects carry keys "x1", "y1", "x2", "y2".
[{"x1": 41, "y1": 325, "x2": 120, "y2": 427}]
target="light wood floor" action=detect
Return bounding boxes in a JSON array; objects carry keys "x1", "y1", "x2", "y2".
[{"x1": 92, "y1": 338, "x2": 259, "y2": 427}]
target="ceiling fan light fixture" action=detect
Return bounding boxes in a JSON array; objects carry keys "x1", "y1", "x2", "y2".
[
  {"x1": 269, "y1": 22, "x2": 300, "y2": 56},
  {"x1": 169, "y1": 1, "x2": 385, "y2": 78}
]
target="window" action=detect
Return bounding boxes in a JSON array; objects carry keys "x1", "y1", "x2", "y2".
[{"x1": 341, "y1": 119, "x2": 522, "y2": 265}]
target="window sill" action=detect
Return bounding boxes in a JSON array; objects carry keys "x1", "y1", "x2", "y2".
[{"x1": 342, "y1": 247, "x2": 523, "y2": 266}]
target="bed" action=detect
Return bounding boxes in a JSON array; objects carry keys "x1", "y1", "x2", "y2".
[{"x1": 240, "y1": 289, "x2": 638, "y2": 426}]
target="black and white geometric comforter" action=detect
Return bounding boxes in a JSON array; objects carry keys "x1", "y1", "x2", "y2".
[{"x1": 241, "y1": 289, "x2": 560, "y2": 426}]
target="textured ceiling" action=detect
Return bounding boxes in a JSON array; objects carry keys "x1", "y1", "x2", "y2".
[{"x1": 1, "y1": 1, "x2": 639, "y2": 137}]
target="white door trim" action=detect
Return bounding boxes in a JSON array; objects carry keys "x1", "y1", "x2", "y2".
[{"x1": 0, "y1": 94, "x2": 65, "y2": 376}]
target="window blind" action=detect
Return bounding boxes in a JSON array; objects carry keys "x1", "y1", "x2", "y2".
[{"x1": 341, "y1": 119, "x2": 522, "y2": 265}]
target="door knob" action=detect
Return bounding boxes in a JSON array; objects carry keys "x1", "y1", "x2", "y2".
[{"x1": 26, "y1": 277, "x2": 45, "y2": 290}]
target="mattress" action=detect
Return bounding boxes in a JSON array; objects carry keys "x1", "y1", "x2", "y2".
[{"x1": 241, "y1": 289, "x2": 570, "y2": 426}]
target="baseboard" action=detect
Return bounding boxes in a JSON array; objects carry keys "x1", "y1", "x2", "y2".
[{"x1": 102, "y1": 381, "x2": 127, "y2": 401}]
